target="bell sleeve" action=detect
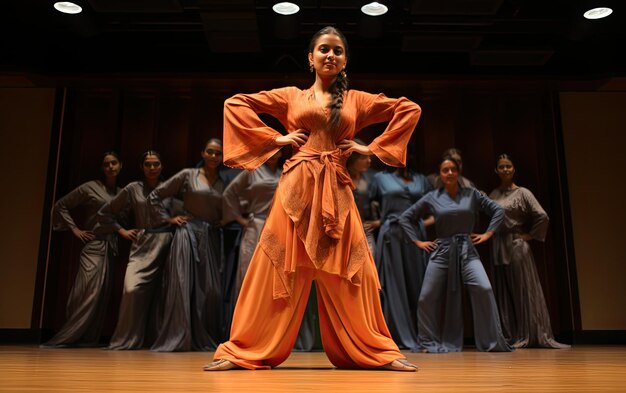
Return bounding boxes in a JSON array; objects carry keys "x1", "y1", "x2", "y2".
[
  {"x1": 355, "y1": 92, "x2": 422, "y2": 167},
  {"x1": 223, "y1": 87, "x2": 294, "y2": 170}
]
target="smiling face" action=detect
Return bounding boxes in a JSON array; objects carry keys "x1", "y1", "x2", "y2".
[
  {"x1": 439, "y1": 159, "x2": 459, "y2": 187},
  {"x1": 201, "y1": 141, "x2": 223, "y2": 169},
  {"x1": 308, "y1": 33, "x2": 348, "y2": 78}
]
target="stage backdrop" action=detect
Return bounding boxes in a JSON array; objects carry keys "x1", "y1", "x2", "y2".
[
  {"x1": 30, "y1": 75, "x2": 577, "y2": 343},
  {"x1": 1, "y1": 76, "x2": 622, "y2": 343}
]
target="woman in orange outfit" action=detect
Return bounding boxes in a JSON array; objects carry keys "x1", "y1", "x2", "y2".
[{"x1": 204, "y1": 26, "x2": 421, "y2": 372}]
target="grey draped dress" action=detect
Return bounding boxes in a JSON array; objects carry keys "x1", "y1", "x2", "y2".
[
  {"x1": 490, "y1": 186, "x2": 569, "y2": 349},
  {"x1": 399, "y1": 187, "x2": 512, "y2": 353},
  {"x1": 148, "y1": 168, "x2": 224, "y2": 351},
  {"x1": 97, "y1": 180, "x2": 174, "y2": 350},
  {"x1": 372, "y1": 171, "x2": 432, "y2": 349},
  {"x1": 43, "y1": 180, "x2": 119, "y2": 347}
]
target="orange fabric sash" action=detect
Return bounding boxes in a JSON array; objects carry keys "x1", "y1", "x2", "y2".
[{"x1": 283, "y1": 146, "x2": 353, "y2": 239}]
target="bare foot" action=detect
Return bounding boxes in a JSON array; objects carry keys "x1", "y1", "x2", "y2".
[
  {"x1": 202, "y1": 359, "x2": 240, "y2": 371},
  {"x1": 381, "y1": 358, "x2": 418, "y2": 372}
]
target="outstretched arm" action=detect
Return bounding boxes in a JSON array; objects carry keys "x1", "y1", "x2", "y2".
[
  {"x1": 223, "y1": 87, "x2": 296, "y2": 170},
  {"x1": 354, "y1": 92, "x2": 422, "y2": 167}
]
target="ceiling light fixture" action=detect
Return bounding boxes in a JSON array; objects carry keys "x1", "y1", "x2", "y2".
[
  {"x1": 272, "y1": 2, "x2": 300, "y2": 16},
  {"x1": 361, "y1": 2, "x2": 388, "y2": 16},
  {"x1": 54, "y1": 2, "x2": 83, "y2": 14},
  {"x1": 583, "y1": 7, "x2": 613, "y2": 19}
]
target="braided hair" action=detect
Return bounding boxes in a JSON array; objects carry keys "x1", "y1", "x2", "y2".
[{"x1": 309, "y1": 26, "x2": 350, "y2": 130}]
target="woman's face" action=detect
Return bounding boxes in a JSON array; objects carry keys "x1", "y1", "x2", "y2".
[
  {"x1": 202, "y1": 142, "x2": 223, "y2": 169},
  {"x1": 439, "y1": 159, "x2": 459, "y2": 186},
  {"x1": 102, "y1": 154, "x2": 121, "y2": 179},
  {"x1": 496, "y1": 158, "x2": 515, "y2": 182},
  {"x1": 142, "y1": 154, "x2": 162, "y2": 181},
  {"x1": 308, "y1": 34, "x2": 347, "y2": 78},
  {"x1": 350, "y1": 154, "x2": 371, "y2": 174}
]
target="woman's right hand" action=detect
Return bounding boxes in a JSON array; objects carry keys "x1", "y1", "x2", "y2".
[
  {"x1": 168, "y1": 215, "x2": 190, "y2": 226},
  {"x1": 415, "y1": 239, "x2": 437, "y2": 252},
  {"x1": 275, "y1": 129, "x2": 309, "y2": 148},
  {"x1": 71, "y1": 227, "x2": 95, "y2": 243},
  {"x1": 118, "y1": 228, "x2": 139, "y2": 241}
]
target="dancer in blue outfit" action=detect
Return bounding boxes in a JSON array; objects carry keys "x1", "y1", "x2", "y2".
[
  {"x1": 399, "y1": 155, "x2": 512, "y2": 353},
  {"x1": 372, "y1": 162, "x2": 431, "y2": 349}
]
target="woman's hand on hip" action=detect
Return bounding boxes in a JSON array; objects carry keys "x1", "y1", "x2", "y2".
[
  {"x1": 337, "y1": 139, "x2": 372, "y2": 156},
  {"x1": 275, "y1": 130, "x2": 309, "y2": 148},
  {"x1": 415, "y1": 240, "x2": 437, "y2": 252},
  {"x1": 71, "y1": 228, "x2": 95, "y2": 243},
  {"x1": 471, "y1": 232, "x2": 493, "y2": 245}
]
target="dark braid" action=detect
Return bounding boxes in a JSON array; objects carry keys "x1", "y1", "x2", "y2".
[
  {"x1": 329, "y1": 69, "x2": 349, "y2": 129},
  {"x1": 309, "y1": 26, "x2": 350, "y2": 130}
]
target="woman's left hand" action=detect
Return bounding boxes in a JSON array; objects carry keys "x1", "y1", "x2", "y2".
[
  {"x1": 471, "y1": 232, "x2": 493, "y2": 245},
  {"x1": 337, "y1": 139, "x2": 371, "y2": 156}
]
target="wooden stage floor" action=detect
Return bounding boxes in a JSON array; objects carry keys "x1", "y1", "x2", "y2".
[{"x1": 1, "y1": 345, "x2": 625, "y2": 392}]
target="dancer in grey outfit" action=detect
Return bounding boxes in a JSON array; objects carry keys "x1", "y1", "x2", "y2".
[
  {"x1": 42, "y1": 152, "x2": 122, "y2": 347},
  {"x1": 149, "y1": 139, "x2": 228, "y2": 351},
  {"x1": 99, "y1": 151, "x2": 173, "y2": 350},
  {"x1": 490, "y1": 154, "x2": 569, "y2": 349}
]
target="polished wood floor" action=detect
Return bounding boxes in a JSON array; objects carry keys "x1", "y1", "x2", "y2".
[{"x1": 1, "y1": 345, "x2": 625, "y2": 392}]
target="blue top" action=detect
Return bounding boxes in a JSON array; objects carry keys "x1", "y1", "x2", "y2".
[
  {"x1": 372, "y1": 171, "x2": 432, "y2": 220},
  {"x1": 399, "y1": 186, "x2": 504, "y2": 241}
]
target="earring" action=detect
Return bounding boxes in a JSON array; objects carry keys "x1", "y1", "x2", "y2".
[
  {"x1": 341, "y1": 69, "x2": 347, "y2": 78},
  {"x1": 309, "y1": 63, "x2": 314, "y2": 73}
]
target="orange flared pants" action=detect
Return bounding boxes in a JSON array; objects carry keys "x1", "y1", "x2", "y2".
[{"x1": 214, "y1": 242, "x2": 403, "y2": 369}]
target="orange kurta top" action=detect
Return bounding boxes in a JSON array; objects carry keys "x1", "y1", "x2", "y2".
[{"x1": 223, "y1": 86, "x2": 421, "y2": 299}]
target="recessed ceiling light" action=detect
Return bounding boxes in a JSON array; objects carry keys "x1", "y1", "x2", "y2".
[
  {"x1": 273, "y1": 2, "x2": 300, "y2": 16},
  {"x1": 54, "y1": 2, "x2": 83, "y2": 14},
  {"x1": 361, "y1": 2, "x2": 388, "y2": 17},
  {"x1": 583, "y1": 7, "x2": 613, "y2": 19}
]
